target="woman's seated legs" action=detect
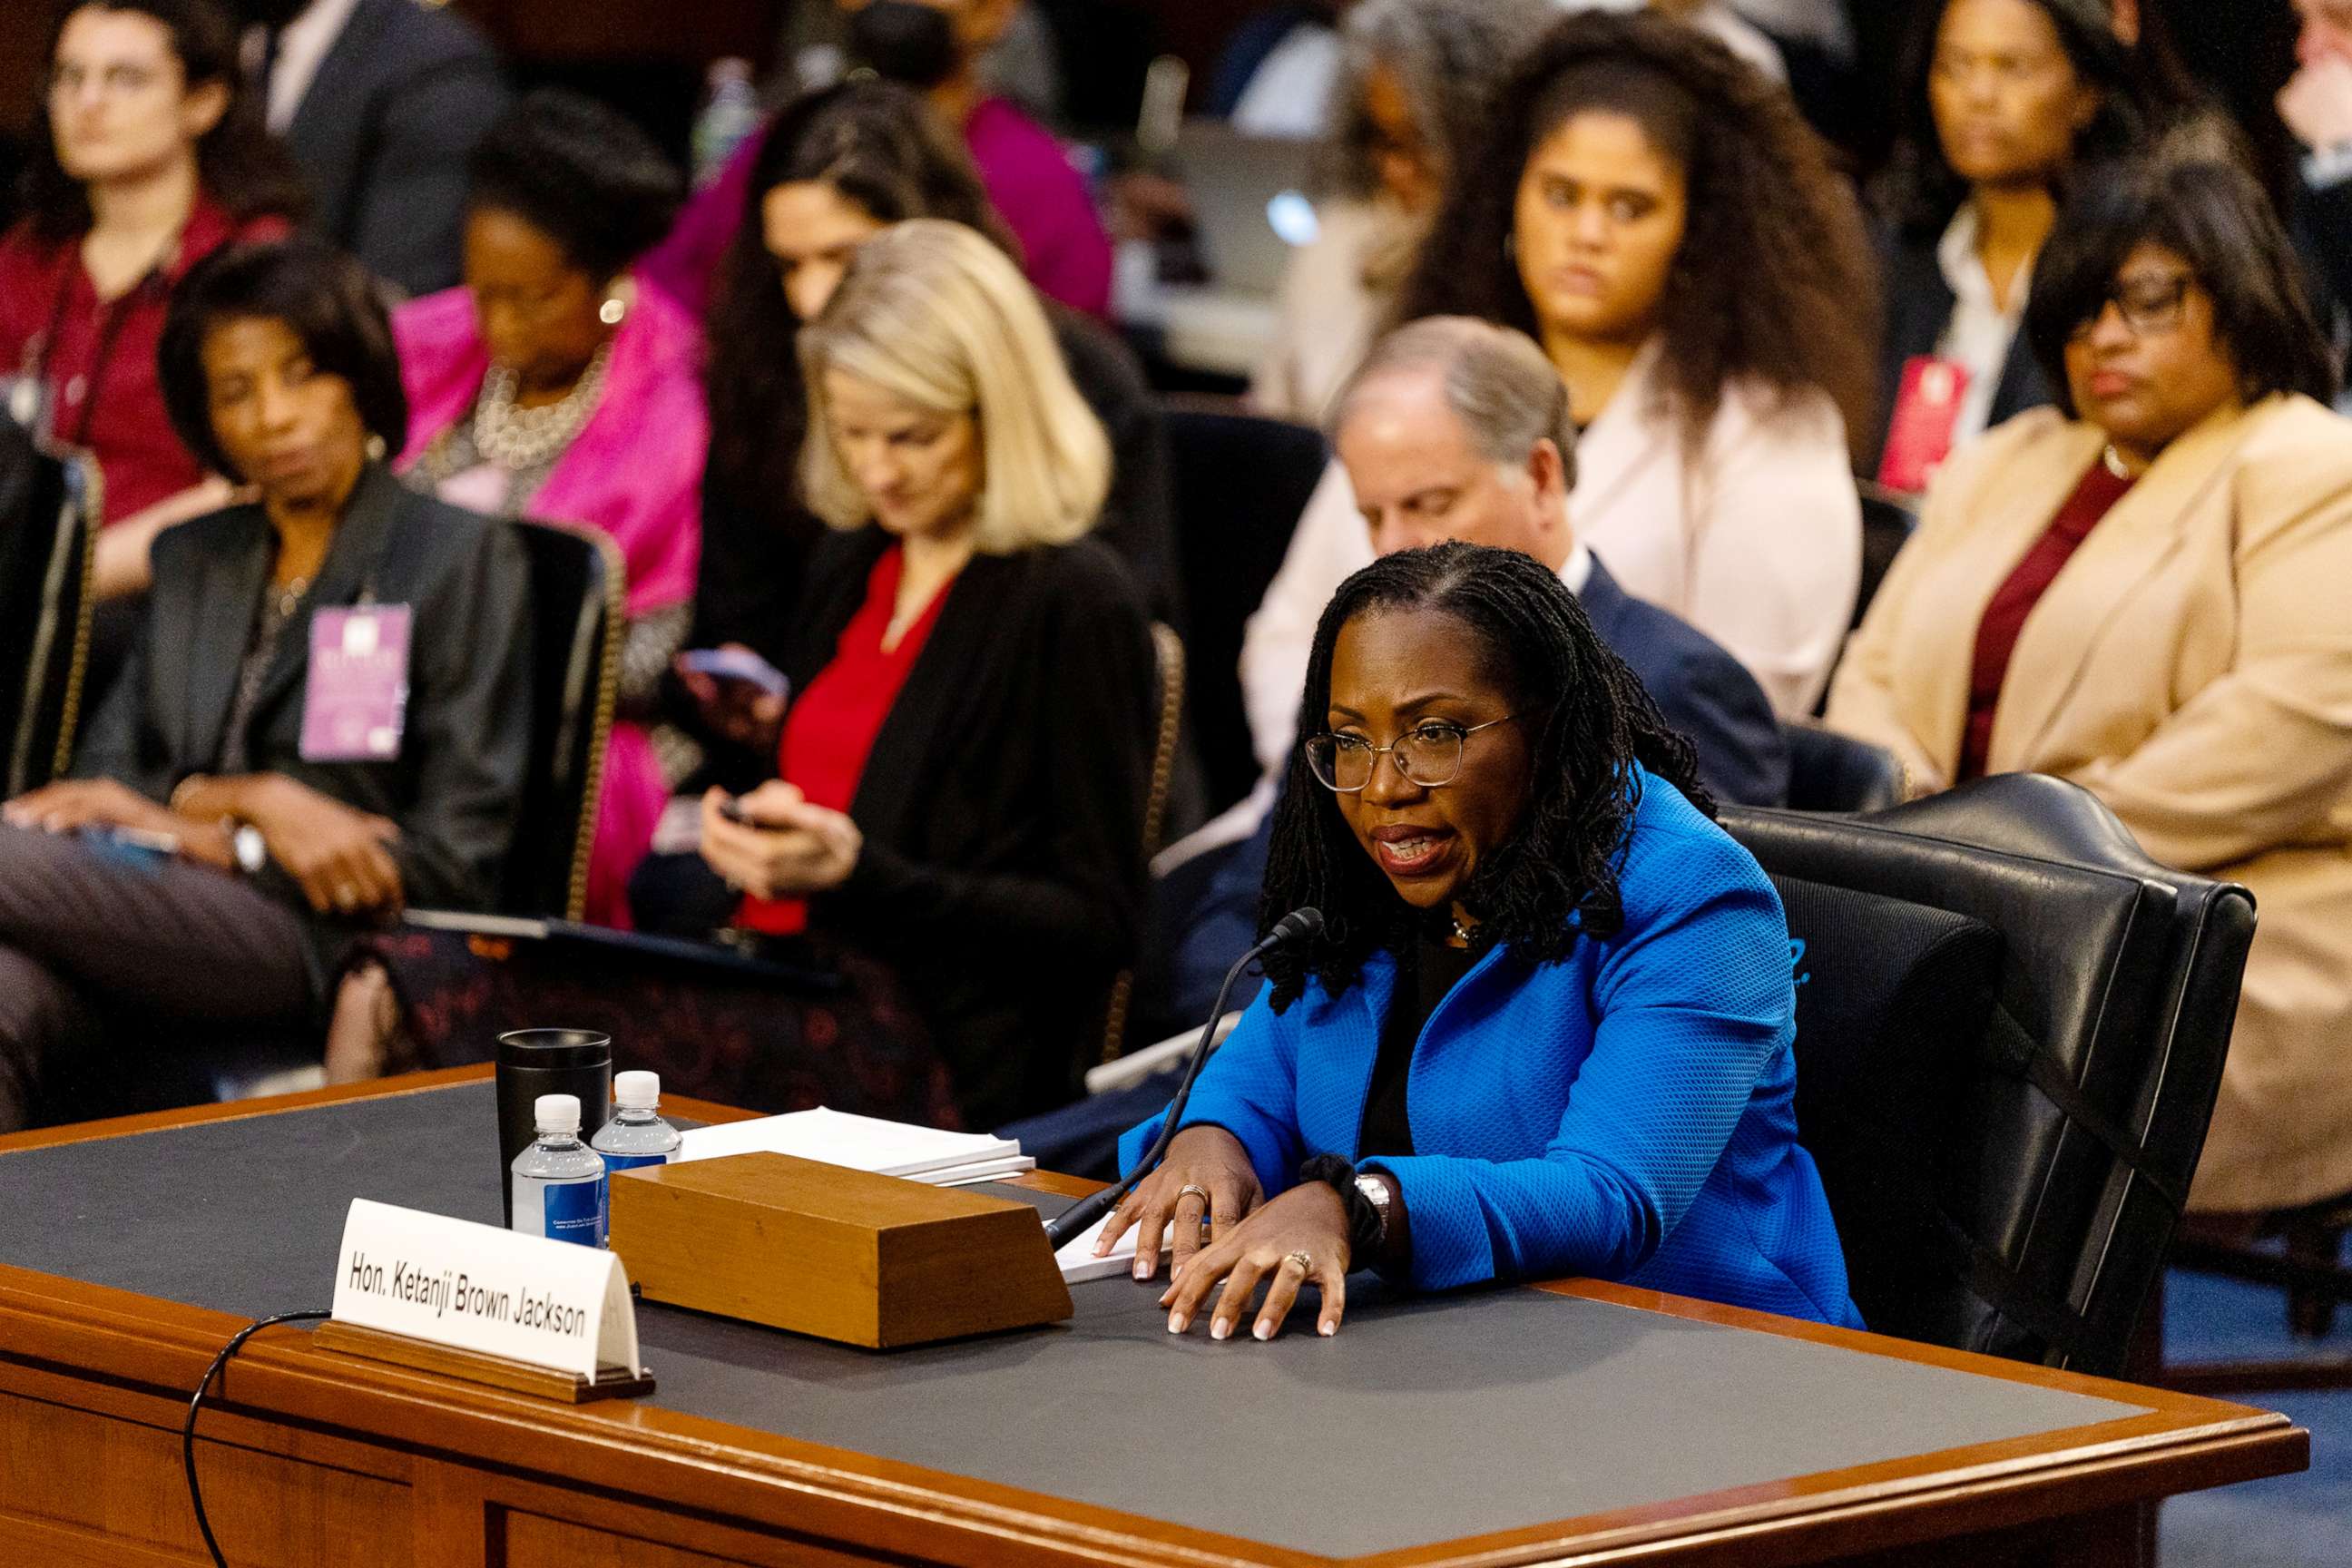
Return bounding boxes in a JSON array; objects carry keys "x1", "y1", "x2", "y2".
[{"x1": 0, "y1": 945, "x2": 100, "y2": 1132}]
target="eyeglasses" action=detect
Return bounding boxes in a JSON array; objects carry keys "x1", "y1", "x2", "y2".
[
  {"x1": 2068, "y1": 272, "x2": 2196, "y2": 342},
  {"x1": 46, "y1": 63, "x2": 164, "y2": 101},
  {"x1": 1304, "y1": 715, "x2": 1524, "y2": 793}
]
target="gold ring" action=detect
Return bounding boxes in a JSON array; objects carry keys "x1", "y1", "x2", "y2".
[
  {"x1": 1175, "y1": 1183, "x2": 1210, "y2": 1208},
  {"x1": 1284, "y1": 1250, "x2": 1314, "y2": 1274}
]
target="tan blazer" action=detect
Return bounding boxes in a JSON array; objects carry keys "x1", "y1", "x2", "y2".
[{"x1": 1827, "y1": 394, "x2": 2352, "y2": 1213}]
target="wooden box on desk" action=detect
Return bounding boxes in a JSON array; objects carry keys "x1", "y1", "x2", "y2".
[{"x1": 608, "y1": 1152, "x2": 1074, "y2": 1348}]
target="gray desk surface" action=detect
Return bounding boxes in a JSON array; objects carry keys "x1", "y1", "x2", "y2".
[{"x1": 0, "y1": 1080, "x2": 2151, "y2": 1558}]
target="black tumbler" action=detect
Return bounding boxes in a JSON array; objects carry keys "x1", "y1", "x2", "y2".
[{"x1": 495, "y1": 1029, "x2": 612, "y2": 1224}]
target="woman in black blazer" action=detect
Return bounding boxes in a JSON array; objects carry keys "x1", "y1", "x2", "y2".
[
  {"x1": 1867, "y1": 0, "x2": 2145, "y2": 486},
  {"x1": 0, "y1": 240, "x2": 532, "y2": 1129},
  {"x1": 683, "y1": 220, "x2": 1156, "y2": 1130}
]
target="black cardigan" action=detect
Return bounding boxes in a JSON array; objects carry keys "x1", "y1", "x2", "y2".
[
  {"x1": 1867, "y1": 220, "x2": 2053, "y2": 479},
  {"x1": 788, "y1": 526, "x2": 1158, "y2": 1127}
]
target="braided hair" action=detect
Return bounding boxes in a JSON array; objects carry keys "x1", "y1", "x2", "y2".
[{"x1": 1259, "y1": 543, "x2": 1711, "y2": 1010}]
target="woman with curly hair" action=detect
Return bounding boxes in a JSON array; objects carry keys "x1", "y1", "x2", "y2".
[
  {"x1": 1250, "y1": 0, "x2": 1554, "y2": 421},
  {"x1": 390, "y1": 89, "x2": 700, "y2": 926},
  {"x1": 1240, "y1": 10, "x2": 1874, "y2": 752},
  {"x1": 1867, "y1": 0, "x2": 2146, "y2": 489},
  {"x1": 1102, "y1": 542, "x2": 1857, "y2": 1339}
]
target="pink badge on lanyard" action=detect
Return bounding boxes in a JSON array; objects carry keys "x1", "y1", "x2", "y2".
[{"x1": 301, "y1": 605, "x2": 413, "y2": 761}]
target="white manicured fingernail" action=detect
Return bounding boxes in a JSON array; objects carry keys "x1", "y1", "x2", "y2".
[
  {"x1": 1167, "y1": 1311, "x2": 1185, "y2": 1333},
  {"x1": 1253, "y1": 1320, "x2": 1271, "y2": 1341},
  {"x1": 1210, "y1": 1318, "x2": 1230, "y2": 1341},
  {"x1": 1319, "y1": 1320, "x2": 1336, "y2": 1337}
]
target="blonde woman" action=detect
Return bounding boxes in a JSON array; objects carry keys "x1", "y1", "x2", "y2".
[{"x1": 689, "y1": 220, "x2": 1158, "y2": 1127}]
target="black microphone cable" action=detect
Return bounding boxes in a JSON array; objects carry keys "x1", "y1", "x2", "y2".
[
  {"x1": 183, "y1": 1308, "x2": 332, "y2": 1568},
  {"x1": 1043, "y1": 907, "x2": 1323, "y2": 1250}
]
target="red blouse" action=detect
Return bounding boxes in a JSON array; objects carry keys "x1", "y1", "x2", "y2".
[
  {"x1": 739, "y1": 544, "x2": 956, "y2": 936},
  {"x1": 1957, "y1": 459, "x2": 2137, "y2": 781},
  {"x1": 0, "y1": 196, "x2": 286, "y2": 525}
]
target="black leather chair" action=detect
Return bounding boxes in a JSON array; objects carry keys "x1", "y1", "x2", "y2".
[
  {"x1": 1161, "y1": 399, "x2": 1326, "y2": 816},
  {"x1": 1781, "y1": 720, "x2": 1906, "y2": 814},
  {"x1": 1721, "y1": 774, "x2": 2254, "y2": 1377},
  {"x1": 0, "y1": 427, "x2": 95, "y2": 798}
]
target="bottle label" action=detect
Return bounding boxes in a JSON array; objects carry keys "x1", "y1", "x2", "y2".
[
  {"x1": 542, "y1": 1179, "x2": 606, "y2": 1249},
  {"x1": 600, "y1": 1152, "x2": 673, "y2": 1174}
]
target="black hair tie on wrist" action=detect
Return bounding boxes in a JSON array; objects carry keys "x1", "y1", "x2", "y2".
[{"x1": 1298, "y1": 1152, "x2": 1384, "y2": 1256}]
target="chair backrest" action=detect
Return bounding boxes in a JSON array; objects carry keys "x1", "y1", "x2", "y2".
[
  {"x1": 1720, "y1": 774, "x2": 2254, "y2": 1375},
  {"x1": 1160, "y1": 400, "x2": 1326, "y2": 814},
  {"x1": 0, "y1": 429, "x2": 96, "y2": 797},
  {"x1": 504, "y1": 519, "x2": 622, "y2": 920},
  {"x1": 1854, "y1": 487, "x2": 1917, "y2": 630},
  {"x1": 1782, "y1": 720, "x2": 1907, "y2": 813},
  {"x1": 1101, "y1": 622, "x2": 1189, "y2": 1066}
]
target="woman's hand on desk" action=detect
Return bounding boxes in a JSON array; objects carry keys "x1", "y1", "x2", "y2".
[
  {"x1": 1099, "y1": 1124, "x2": 1264, "y2": 1281},
  {"x1": 699, "y1": 784, "x2": 863, "y2": 897},
  {"x1": 1161, "y1": 1181, "x2": 1353, "y2": 1341},
  {"x1": 5, "y1": 778, "x2": 182, "y2": 838}
]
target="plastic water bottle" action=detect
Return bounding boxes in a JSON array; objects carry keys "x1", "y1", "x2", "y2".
[
  {"x1": 593, "y1": 1071, "x2": 682, "y2": 1176},
  {"x1": 692, "y1": 58, "x2": 762, "y2": 188},
  {"x1": 510, "y1": 1093, "x2": 607, "y2": 1249}
]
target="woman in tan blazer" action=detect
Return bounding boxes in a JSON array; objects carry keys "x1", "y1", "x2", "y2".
[{"x1": 1828, "y1": 156, "x2": 2352, "y2": 1217}]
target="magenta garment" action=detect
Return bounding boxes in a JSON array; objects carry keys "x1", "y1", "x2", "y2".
[
  {"x1": 391, "y1": 279, "x2": 709, "y2": 927},
  {"x1": 962, "y1": 97, "x2": 1111, "y2": 317},
  {"x1": 639, "y1": 97, "x2": 1112, "y2": 318}
]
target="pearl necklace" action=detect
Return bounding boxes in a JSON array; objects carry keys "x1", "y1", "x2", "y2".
[
  {"x1": 273, "y1": 575, "x2": 311, "y2": 620},
  {"x1": 2100, "y1": 443, "x2": 2143, "y2": 481},
  {"x1": 472, "y1": 339, "x2": 613, "y2": 470}
]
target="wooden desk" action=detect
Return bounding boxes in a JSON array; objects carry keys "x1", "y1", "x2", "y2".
[{"x1": 0, "y1": 1068, "x2": 2305, "y2": 1567}]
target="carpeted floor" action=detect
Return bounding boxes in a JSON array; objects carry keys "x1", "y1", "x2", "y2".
[{"x1": 2161, "y1": 1267, "x2": 2352, "y2": 1565}]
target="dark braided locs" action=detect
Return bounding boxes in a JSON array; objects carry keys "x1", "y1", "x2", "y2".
[{"x1": 1258, "y1": 543, "x2": 1710, "y2": 1010}]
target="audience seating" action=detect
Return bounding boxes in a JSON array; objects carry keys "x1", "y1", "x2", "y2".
[
  {"x1": 1721, "y1": 775, "x2": 2254, "y2": 1377},
  {"x1": 1161, "y1": 399, "x2": 1326, "y2": 815},
  {"x1": 1781, "y1": 720, "x2": 1906, "y2": 813},
  {"x1": 2166, "y1": 1200, "x2": 2352, "y2": 1392},
  {"x1": 1853, "y1": 483, "x2": 1918, "y2": 631},
  {"x1": 1099, "y1": 622, "x2": 1190, "y2": 1068},
  {"x1": 489, "y1": 519, "x2": 627, "y2": 922},
  {"x1": 0, "y1": 428, "x2": 95, "y2": 799},
  {"x1": 46, "y1": 518, "x2": 628, "y2": 1118}
]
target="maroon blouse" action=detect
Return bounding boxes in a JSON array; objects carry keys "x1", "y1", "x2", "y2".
[{"x1": 1957, "y1": 460, "x2": 2137, "y2": 781}]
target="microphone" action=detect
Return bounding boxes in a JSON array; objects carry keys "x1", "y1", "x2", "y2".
[{"x1": 1041, "y1": 907, "x2": 1325, "y2": 1250}]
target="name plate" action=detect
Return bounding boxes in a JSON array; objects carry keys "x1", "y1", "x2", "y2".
[{"x1": 330, "y1": 1200, "x2": 639, "y2": 1380}]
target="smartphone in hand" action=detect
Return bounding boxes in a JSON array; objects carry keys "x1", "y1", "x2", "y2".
[{"x1": 679, "y1": 648, "x2": 790, "y2": 701}]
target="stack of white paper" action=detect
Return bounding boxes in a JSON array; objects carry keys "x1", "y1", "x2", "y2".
[{"x1": 676, "y1": 1106, "x2": 1034, "y2": 1185}]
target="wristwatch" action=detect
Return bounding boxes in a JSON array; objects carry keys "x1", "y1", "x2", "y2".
[
  {"x1": 1353, "y1": 1173, "x2": 1392, "y2": 1248},
  {"x1": 230, "y1": 824, "x2": 269, "y2": 877}
]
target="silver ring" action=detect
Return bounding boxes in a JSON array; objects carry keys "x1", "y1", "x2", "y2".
[
  {"x1": 335, "y1": 883, "x2": 359, "y2": 910},
  {"x1": 1175, "y1": 1183, "x2": 1210, "y2": 1208},
  {"x1": 1284, "y1": 1250, "x2": 1315, "y2": 1274}
]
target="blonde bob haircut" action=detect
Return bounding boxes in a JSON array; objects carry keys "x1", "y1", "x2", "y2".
[{"x1": 798, "y1": 219, "x2": 1112, "y2": 554}]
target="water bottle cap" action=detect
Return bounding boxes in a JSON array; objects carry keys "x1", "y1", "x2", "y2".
[
  {"x1": 614, "y1": 1071, "x2": 660, "y2": 1110},
  {"x1": 534, "y1": 1093, "x2": 581, "y2": 1134}
]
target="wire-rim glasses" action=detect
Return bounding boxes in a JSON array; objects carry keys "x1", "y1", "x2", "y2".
[{"x1": 1304, "y1": 714, "x2": 1524, "y2": 793}]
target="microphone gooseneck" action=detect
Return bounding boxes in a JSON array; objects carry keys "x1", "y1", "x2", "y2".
[{"x1": 1040, "y1": 907, "x2": 1324, "y2": 1250}]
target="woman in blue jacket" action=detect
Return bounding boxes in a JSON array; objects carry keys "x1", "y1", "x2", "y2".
[{"x1": 1102, "y1": 542, "x2": 1857, "y2": 1340}]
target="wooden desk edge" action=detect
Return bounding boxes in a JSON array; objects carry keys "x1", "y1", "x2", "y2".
[{"x1": 0, "y1": 1072, "x2": 2312, "y2": 1568}]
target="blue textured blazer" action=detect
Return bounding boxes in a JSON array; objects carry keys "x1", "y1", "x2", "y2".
[{"x1": 1122, "y1": 770, "x2": 1861, "y2": 1328}]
